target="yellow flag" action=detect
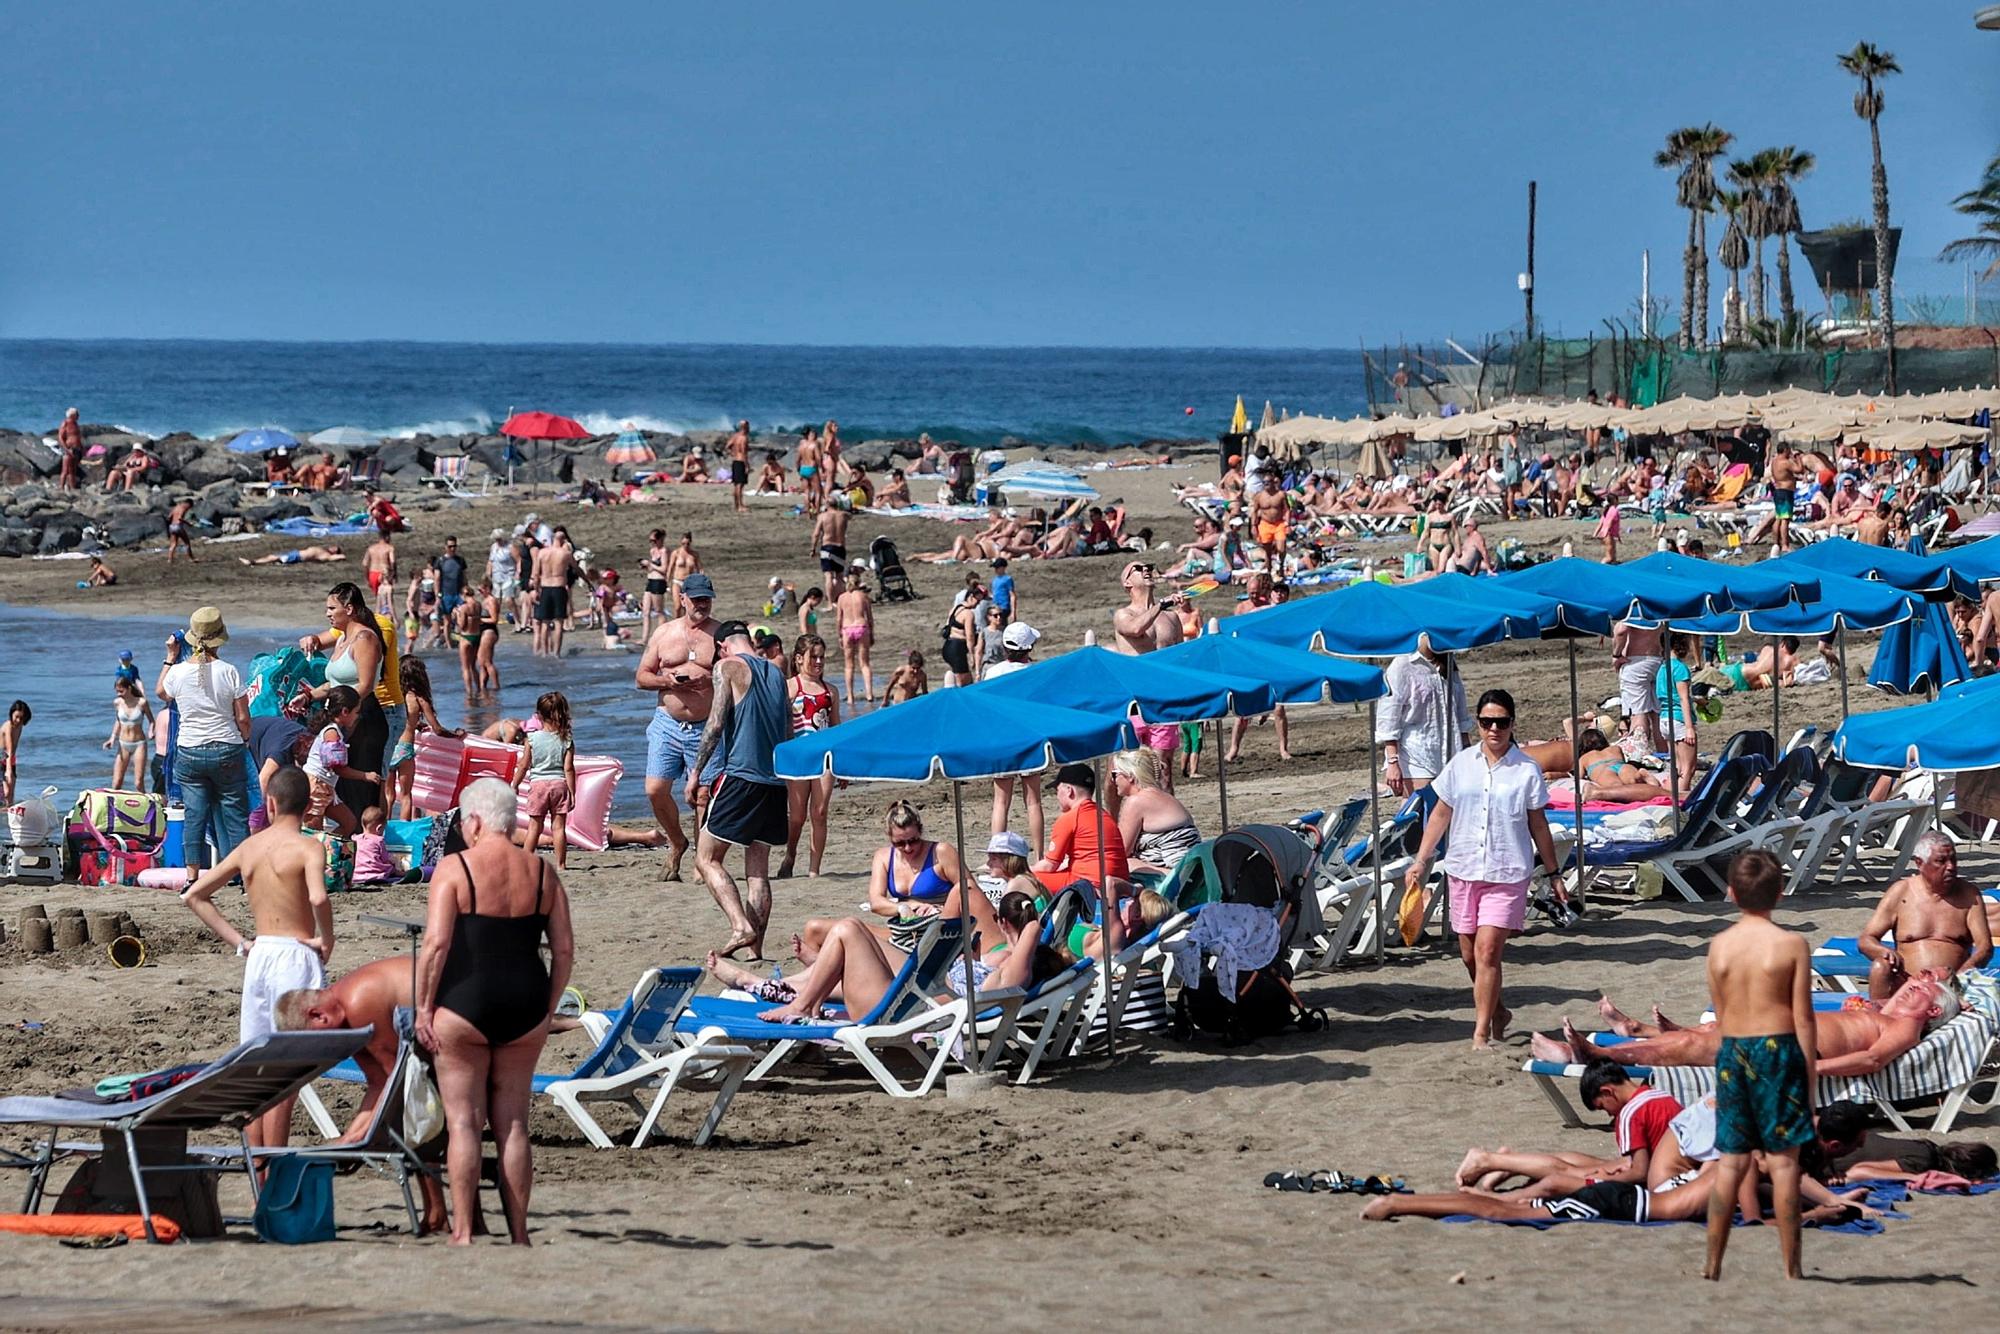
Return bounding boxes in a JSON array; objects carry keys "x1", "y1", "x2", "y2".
[{"x1": 1230, "y1": 395, "x2": 1248, "y2": 435}]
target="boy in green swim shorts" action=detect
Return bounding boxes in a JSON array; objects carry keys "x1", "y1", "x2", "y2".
[{"x1": 1703, "y1": 849, "x2": 1816, "y2": 1282}]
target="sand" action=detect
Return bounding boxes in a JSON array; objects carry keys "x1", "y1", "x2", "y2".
[{"x1": 0, "y1": 470, "x2": 1986, "y2": 1329}]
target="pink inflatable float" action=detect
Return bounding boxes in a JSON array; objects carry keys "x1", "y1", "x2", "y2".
[{"x1": 514, "y1": 754, "x2": 623, "y2": 853}]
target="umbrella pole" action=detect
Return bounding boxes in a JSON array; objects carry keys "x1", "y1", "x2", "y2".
[
  {"x1": 1094, "y1": 757, "x2": 1114, "y2": 1060},
  {"x1": 1369, "y1": 699, "x2": 1384, "y2": 964},
  {"x1": 1771, "y1": 635, "x2": 1782, "y2": 747},
  {"x1": 1567, "y1": 639, "x2": 1585, "y2": 904},
  {"x1": 951, "y1": 780, "x2": 979, "y2": 1069},
  {"x1": 1214, "y1": 719, "x2": 1229, "y2": 830},
  {"x1": 1838, "y1": 626, "x2": 1851, "y2": 723},
  {"x1": 1666, "y1": 624, "x2": 1682, "y2": 836}
]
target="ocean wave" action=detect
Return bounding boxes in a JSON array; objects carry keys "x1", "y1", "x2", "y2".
[
  {"x1": 382, "y1": 413, "x2": 495, "y2": 439},
  {"x1": 572, "y1": 411, "x2": 728, "y2": 437}
]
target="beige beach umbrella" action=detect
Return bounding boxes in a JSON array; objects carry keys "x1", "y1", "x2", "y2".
[
  {"x1": 1774, "y1": 415, "x2": 1851, "y2": 444},
  {"x1": 1365, "y1": 414, "x2": 1424, "y2": 441},
  {"x1": 1355, "y1": 440, "x2": 1394, "y2": 479},
  {"x1": 1259, "y1": 400, "x2": 1276, "y2": 430},
  {"x1": 1857, "y1": 418, "x2": 1990, "y2": 450}
]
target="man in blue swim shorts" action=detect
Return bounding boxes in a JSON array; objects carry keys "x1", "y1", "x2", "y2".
[{"x1": 636, "y1": 572, "x2": 722, "y2": 880}]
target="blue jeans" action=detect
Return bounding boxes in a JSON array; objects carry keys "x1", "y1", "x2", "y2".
[{"x1": 177, "y1": 741, "x2": 249, "y2": 870}]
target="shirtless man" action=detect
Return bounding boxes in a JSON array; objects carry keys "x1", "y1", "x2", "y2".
[
  {"x1": 1111, "y1": 560, "x2": 1188, "y2": 773},
  {"x1": 665, "y1": 531, "x2": 702, "y2": 605},
  {"x1": 1533, "y1": 969, "x2": 1958, "y2": 1079},
  {"x1": 166, "y1": 499, "x2": 198, "y2": 565},
  {"x1": 531, "y1": 531, "x2": 576, "y2": 657},
  {"x1": 240, "y1": 543, "x2": 345, "y2": 566},
  {"x1": 83, "y1": 554, "x2": 117, "y2": 587},
  {"x1": 796, "y1": 426, "x2": 822, "y2": 514},
  {"x1": 274, "y1": 957, "x2": 449, "y2": 1232},
  {"x1": 811, "y1": 495, "x2": 851, "y2": 599},
  {"x1": 726, "y1": 419, "x2": 751, "y2": 513},
  {"x1": 1856, "y1": 832, "x2": 1993, "y2": 999},
  {"x1": 1854, "y1": 502, "x2": 1891, "y2": 547},
  {"x1": 180, "y1": 766, "x2": 332, "y2": 1150},
  {"x1": 1610, "y1": 619, "x2": 1665, "y2": 751},
  {"x1": 1247, "y1": 468, "x2": 1290, "y2": 567},
  {"x1": 364, "y1": 534, "x2": 398, "y2": 615},
  {"x1": 1766, "y1": 442, "x2": 1801, "y2": 552},
  {"x1": 636, "y1": 572, "x2": 720, "y2": 881}
]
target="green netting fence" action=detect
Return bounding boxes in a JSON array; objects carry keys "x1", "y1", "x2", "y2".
[{"x1": 1497, "y1": 337, "x2": 2000, "y2": 406}]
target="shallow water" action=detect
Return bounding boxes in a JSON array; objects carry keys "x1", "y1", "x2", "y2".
[{"x1": 0, "y1": 602, "x2": 689, "y2": 821}]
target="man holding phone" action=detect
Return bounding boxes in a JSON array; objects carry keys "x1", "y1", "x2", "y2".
[
  {"x1": 637, "y1": 572, "x2": 721, "y2": 882},
  {"x1": 1112, "y1": 560, "x2": 1187, "y2": 783}
]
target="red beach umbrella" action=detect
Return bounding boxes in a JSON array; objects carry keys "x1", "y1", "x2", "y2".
[
  {"x1": 499, "y1": 411, "x2": 590, "y2": 493},
  {"x1": 500, "y1": 411, "x2": 590, "y2": 440}
]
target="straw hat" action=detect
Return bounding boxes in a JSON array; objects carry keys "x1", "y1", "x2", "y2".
[{"x1": 186, "y1": 607, "x2": 230, "y2": 650}]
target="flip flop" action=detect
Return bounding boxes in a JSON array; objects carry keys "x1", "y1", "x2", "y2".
[{"x1": 1263, "y1": 1171, "x2": 1316, "y2": 1192}]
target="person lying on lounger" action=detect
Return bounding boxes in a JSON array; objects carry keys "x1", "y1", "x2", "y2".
[
  {"x1": 1523, "y1": 728, "x2": 1673, "y2": 803},
  {"x1": 707, "y1": 890, "x2": 1068, "y2": 1022},
  {"x1": 1856, "y1": 832, "x2": 1993, "y2": 1000},
  {"x1": 1531, "y1": 971, "x2": 1959, "y2": 1078}
]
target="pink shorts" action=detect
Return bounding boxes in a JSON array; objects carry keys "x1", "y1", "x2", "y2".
[
  {"x1": 1134, "y1": 722, "x2": 1180, "y2": 753},
  {"x1": 1447, "y1": 875, "x2": 1529, "y2": 935},
  {"x1": 524, "y1": 779, "x2": 573, "y2": 820}
]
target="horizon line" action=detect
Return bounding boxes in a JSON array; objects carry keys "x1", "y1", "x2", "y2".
[{"x1": 0, "y1": 334, "x2": 1464, "y2": 355}]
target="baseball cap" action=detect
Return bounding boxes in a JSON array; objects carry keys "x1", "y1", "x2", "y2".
[
  {"x1": 712, "y1": 619, "x2": 751, "y2": 644},
  {"x1": 119, "y1": 650, "x2": 133, "y2": 661},
  {"x1": 681, "y1": 572, "x2": 715, "y2": 600},
  {"x1": 1001, "y1": 622, "x2": 1040, "y2": 651},
  {"x1": 1047, "y1": 762, "x2": 1095, "y2": 792},
  {"x1": 985, "y1": 831, "x2": 1032, "y2": 858}
]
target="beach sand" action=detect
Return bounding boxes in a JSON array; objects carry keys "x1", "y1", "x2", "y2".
[{"x1": 0, "y1": 472, "x2": 1980, "y2": 1329}]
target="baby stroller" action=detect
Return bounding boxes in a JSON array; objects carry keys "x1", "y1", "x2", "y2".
[
  {"x1": 1164, "y1": 825, "x2": 1328, "y2": 1045},
  {"x1": 870, "y1": 535, "x2": 918, "y2": 602}
]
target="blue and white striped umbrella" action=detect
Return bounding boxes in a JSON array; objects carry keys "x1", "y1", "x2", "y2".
[{"x1": 977, "y1": 463, "x2": 1099, "y2": 503}]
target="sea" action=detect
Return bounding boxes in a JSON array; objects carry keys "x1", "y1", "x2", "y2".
[{"x1": 0, "y1": 340, "x2": 1371, "y2": 446}]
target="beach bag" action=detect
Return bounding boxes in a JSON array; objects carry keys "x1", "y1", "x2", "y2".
[
  {"x1": 302, "y1": 828, "x2": 354, "y2": 894},
  {"x1": 5, "y1": 787, "x2": 64, "y2": 847},
  {"x1": 1172, "y1": 959, "x2": 1322, "y2": 1047},
  {"x1": 68, "y1": 789, "x2": 164, "y2": 847},
  {"x1": 243, "y1": 648, "x2": 321, "y2": 719},
  {"x1": 402, "y1": 1056, "x2": 446, "y2": 1146},
  {"x1": 419, "y1": 808, "x2": 465, "y2": 871},
  {"x1": 252, "y1": 1158, "x2": 334, "y2": 1244}
]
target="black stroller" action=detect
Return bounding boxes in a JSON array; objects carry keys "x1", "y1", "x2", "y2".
[
  {"x1": 1165, "y1": 824, "x2": 1328, "y2": 1044},
  {"x1": 870, "y1": 535, "x2": 918, "y2": 602}
]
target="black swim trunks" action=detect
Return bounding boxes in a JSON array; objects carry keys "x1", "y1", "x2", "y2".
[
  {"x1": 704, "y1": 774, "x2": 788, "y2": 848},
  {"x1": 819, "y1": 543, "x2": 847, "y2": 574},
  {"x1": 534, "y1": 586, "x2": 570, "y2": 623},
  {"x1": 1534, "y1": 1181, "x2": 1648, "y2": 1223},
  {"x1": 730, "y1": 458, "x2": 749, "y2": 486}
]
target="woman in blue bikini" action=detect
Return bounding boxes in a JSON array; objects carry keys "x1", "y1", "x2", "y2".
[{"x1": 791, "y1": 801, "x2": 969, "y2": 960}]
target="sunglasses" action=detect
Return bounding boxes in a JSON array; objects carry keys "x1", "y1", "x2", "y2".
[
  {"x1": 890, "y1": 834, "x2": 924, "y2": 848},
  {"x1": 1476, "y1": 715, "x2": 1514, "y2": 729}
]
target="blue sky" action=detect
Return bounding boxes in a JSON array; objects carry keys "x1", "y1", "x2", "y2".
[{"x1": 5, "y1": 1, "x2": 1993, "y2": 346}]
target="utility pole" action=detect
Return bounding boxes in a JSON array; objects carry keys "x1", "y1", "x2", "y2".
[
  {"x1": 1641, "y1": 249, "x2": 1651, "y2": 339},
  {"x1": 1522, "y1": 180, "x2": 1537, "y2": 338}
]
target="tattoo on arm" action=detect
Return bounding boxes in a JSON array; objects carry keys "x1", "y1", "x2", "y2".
[{"x1": 691, "y1": 684, "x2": 733, "y2": 778}]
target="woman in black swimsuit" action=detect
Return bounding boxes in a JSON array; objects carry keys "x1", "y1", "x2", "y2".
[{"x1": 417, "y1": 778, "x2": 574, "y2": 1245}]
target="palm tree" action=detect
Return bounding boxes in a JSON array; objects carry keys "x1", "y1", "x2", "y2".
[
  {"x1": 1763, "y1": 145, "x2": 1816, "y2": 333},
  {"x1": 1939, "y1": 151, "x2": 2000, "y2": 281},
  {"x1": 1717, "y1": 190, "x2": 1751, "y2": 341},
  {"x1": 1727, "y1": 158, "x2": 1769, "y2": 325},
  {"x1": 1839, "y1": 41, "x2": 1901, "y2": 390},
  {"x1": 1656, "y1": 124, "x2": 1732, "y2": 347}
]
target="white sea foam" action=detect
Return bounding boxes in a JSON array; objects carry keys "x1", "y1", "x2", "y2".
[{"x1": 573, "y1": 411, "x2": 729, "y2": 436}]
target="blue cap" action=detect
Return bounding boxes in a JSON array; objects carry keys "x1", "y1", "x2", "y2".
[{"x1": 119, "y1": 650, "x2": 133, "y2": 660}]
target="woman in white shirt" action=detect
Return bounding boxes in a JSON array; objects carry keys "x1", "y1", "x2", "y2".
[
  {"x1": 1405, "y1": 687, "x2": 1563, "y2": 1051},
  {"x1": 155, "y1": 607, "x2": 252, "y2": 883}
]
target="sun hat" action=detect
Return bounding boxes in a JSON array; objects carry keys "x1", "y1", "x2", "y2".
[
  {"x1": 1001, "y1": 622, "x2": 1041, "y2": 651},
  {"x1": 985, "y1": 831, "x2": 1032, "y2": 858},
  {"x1": 186, "y1": 607, "x2": 230, "y2": 650},
  {"x1": 681, "y1": 572, "x2": 715, "y2": 599}
]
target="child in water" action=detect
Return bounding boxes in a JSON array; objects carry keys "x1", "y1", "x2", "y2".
[
  {"x1": 104, "y1": 679, "x2": 154, "y2": 793},
  {"x1": 879, "y1": 650, "x2": 928, "y2": 706}
]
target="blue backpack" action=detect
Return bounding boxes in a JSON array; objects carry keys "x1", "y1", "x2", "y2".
[{"x1": 243, "y1": 648, "x2": 324, "y2": 719}]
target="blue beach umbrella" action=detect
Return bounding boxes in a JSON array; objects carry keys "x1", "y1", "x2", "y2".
[
  {"x1": 1775, "y1": 536, "x2": 1968, "y2": 598},
  {"x1": 1623, "y1": 551, "x2": 1819, "y2": 614},
  {"x1": 1834, "y1": 675, "x2": 2000, "y2": 772},
  {"x1": 1933, "y1": 534, "x2": 2000, "y2": 589},
  {"x1": 1417, "y1": 572, "x2": 1614, "y2": 637},
  {"x1": 774, "y1": 690, "x2": 1136, "y2": 1067},
  {"x1": 1867, "y1": 599, "x2": 1972, "y2": 697},
  {"x1": 1230, "y1": 578, "x2": 1541, "y2": 656},
  {"x1": 1669, "y1": 572, "x2": 1917, "y2": 638},
  {"x1": 977, "y1": 644, "x2": 1278, "y2": 721},
  {"x1": 226, "y1": 427, "x2": 300, "y2": 454},
  {"x1": 1499, "y1": 557, "x2": 1727, "y2": 623}
]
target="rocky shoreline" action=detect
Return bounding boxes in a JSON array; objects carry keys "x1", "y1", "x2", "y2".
[{"x1": 0, "y1": 424, "x2": 1213, "y2": 557}]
